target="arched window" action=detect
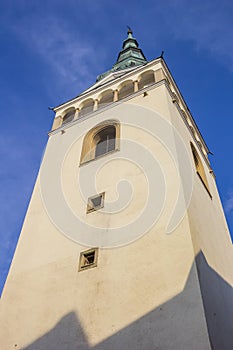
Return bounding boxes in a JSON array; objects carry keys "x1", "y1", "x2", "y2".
[
  {"x1": 118, "y1": 81, "x2": 134, "y2": 100},
  {"x1": 80, "y1": 120, "x2": 120, "y2": 164},
  {"x1": 94, "y1": 126, "x2": 116, "y2": 158},
  {"x1": 138, "y1": 71, "x2": 155, "y2": 90},
  {"x1": 191, "y1": 143, "x2": 211, "y2": 197},
  {"x1": 98, "y1": 90, "x2": 114, "y2": 109},
  {"x1": 79, "y1": 99, "x2": 94, "y2": 118},
  {"x1": 62, "y1": 109, "x2": 75, "y2": 125}
]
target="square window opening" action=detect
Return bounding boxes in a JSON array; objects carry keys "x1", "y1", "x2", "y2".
[
  {"x1": 87, "y1": 192, "x2": 105, "y2": 213},
  {"x1": 79, "y1": 248, "x2": 98, "y2": 271}
]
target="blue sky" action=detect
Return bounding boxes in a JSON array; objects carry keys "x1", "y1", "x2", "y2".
[{"x1": 0, "y1": 0, "x2": 233, "y2": 294}]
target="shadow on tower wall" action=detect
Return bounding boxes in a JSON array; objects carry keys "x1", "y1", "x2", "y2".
[
  {"x1": 21, "y1": 252, "x2": 233, "y2": 350},
  {"x1": 195, "y1": 251, "x2": 233, "y2": 350}
]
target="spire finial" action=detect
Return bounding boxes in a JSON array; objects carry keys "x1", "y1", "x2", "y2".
[{"x1": 127, "y1": 26, "x2": 133, "y2": 35}]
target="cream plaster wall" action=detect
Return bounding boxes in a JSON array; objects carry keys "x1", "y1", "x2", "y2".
[{"x1": 1, "y1": 68, "x2": 231, "y2": 349}]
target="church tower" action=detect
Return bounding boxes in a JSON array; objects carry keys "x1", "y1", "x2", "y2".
[{"x1": 1, "y1": 29, "x2": 233, "y2": 350}]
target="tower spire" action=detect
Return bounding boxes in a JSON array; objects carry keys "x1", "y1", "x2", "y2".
[{"x1": 96, "y1": 28, "x2": 147, "y2": 81}]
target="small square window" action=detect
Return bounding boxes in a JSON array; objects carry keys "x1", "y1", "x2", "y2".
[
  {"x1": 79, "y1": 248, "x2": 98, "y2": 271},
  {"x1": 87, "y1": 192, "x2": 105, "y2": 213}
]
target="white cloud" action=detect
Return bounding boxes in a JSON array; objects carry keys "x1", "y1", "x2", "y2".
[
  {"x1": 224, "y1": 190, "x2": 233, "y2": 214},
  {"x1": 162, "y1": 0, "x2": 233, "y2": 69},
  {"x1": 0, "y1": 132, "x2": 37, "y2": 222},
  {"x1": 11, "y1": 14, "x2": 102, "y2": 95},
  {"x1": 0, "y1": 131, "x2": 38, "y2": 292}
]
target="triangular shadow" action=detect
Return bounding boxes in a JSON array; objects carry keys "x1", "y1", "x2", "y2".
[{"x1": 22, "y1": 251, "x2": 233, "y2": 350}]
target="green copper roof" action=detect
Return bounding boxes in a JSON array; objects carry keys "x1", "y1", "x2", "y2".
[{"x1": 96, "y1": 28, "x2": 148, "y2": 82}]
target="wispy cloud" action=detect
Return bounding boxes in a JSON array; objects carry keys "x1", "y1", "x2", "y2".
[
  {"x1": 0, "y1": 130, "x2": 39, "y2": 293},
  {"x1": 224, "y1": 190, "x2": 233, "y2": 214},
  {"x1": 10, "y1": 14, "x2": 103, "y2": 97},
  {"x1": 0, "y1": 129, "x2": 38, "y2": 230},
  {"x1": 163, "y1": 0, "x2": 233, "y2": 69}
]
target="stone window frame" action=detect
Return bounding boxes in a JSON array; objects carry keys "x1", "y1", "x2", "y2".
[
  {"x1": 86, "y1": 192, "x2": 105, "y2": 213},
  {"x1": 80, "y1": 120, "x2": 120, "y2": 165},
  {"x1": 78, "y1": 248, "x2": 99, "y2": 271}
]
